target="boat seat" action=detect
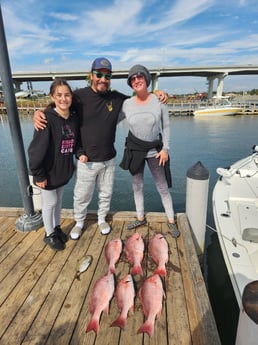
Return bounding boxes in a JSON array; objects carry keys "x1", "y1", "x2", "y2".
[
  {"x1": 238, "y1": 203, "x2": 258, "y2": 242},
  {"x1": 242, "y1": 228, "x2": 258, "y2": 243}
]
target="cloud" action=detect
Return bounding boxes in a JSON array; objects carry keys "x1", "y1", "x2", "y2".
[
  {"x1": 1, "y1": 0, "x2": 258, "y2": 93},
  {"x1": 49, "y1": 12, "x2": 78, "y2": 21}
]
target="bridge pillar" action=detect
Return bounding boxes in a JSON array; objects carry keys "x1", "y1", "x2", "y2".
[
  {"x1": 216, "y1": 73, "x2": 228, "y2": 98},
  {"x1": 207, "y1": 76, "x2": 215, "y2": 98},
  {"x1": 207, "y1": 73, "x2": 228, "y2": 98},
  {"x1": 151, "y1": 73, "x2": 159, "y2": 92},
  {"x1": 13, "y1": 80, "x2": 22, "y2": 91}
]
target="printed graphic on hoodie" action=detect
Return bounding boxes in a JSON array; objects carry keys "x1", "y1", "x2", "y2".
[{"x1": 61, "y1": 124, "x2": 75, "y2": 154}]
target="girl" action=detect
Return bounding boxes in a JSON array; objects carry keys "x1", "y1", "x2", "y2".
[{"x1": 28, "y1": 79, "x2": 83, "y2": 250}]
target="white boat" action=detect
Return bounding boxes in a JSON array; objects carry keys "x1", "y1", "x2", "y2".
[
  {"x1": 213, "y1": 146, "x2": 258, "y2": 345},
  {"x1": 15, "y1": 90, "x2": 45, "y2": 99},
  {"x1": 194, "y1": 96, "x2": 242, "y2": 116}
]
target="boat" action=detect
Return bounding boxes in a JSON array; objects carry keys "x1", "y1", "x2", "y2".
[
  {"x1": 213, "y1": 145, "x2": 258, "y2": 345},
  {"x1": 193, "y1": 96, "x2": 242, "y2": 116},
  {"x1": 15, "y1": 89, "x2": 45, "y2": 99}
]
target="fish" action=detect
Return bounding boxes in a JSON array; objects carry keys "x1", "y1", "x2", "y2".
[
  {"x1": 105, "y1": 238, "x2": 122, "y2": 274},
  {"x1": 124, "y1": 232, "x2": 144, "y2": 275},
  {"x1": 110, "y1": 274, "x2": 135, "y2": 330},
  {"x1": 75, "y1": 255, "x2": 92, "y2": 280},
  {"x1": 86, "y1": 273, "x2": 115, "y2": 334},
  {"x1": 148, "y1": 233, "x2": 168, "y2": 276},
  {"x1": 137, "y1": 274, "x2": 165, "y2": 337}
]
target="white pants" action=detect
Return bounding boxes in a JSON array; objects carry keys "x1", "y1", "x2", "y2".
[{"x1": 73, "y1": 158, "x2": 115, "y2": 223}]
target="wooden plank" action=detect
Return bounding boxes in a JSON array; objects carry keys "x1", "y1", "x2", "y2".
[
  {"x1": 0, "y1": 229, "x2": 44, "y2": 305},
  {"x1": 0, "y1": 212, "x2": 221, "y2": 345},
  {"x1": 162, "y1": 222, "x2": 192, "y2": 345},
  {"x1": 0, "y1": 207, "x2": 168, "y2": 222},
  {"x1": 177, "y1": 213, "x2": 221, "y2": 345},
  {"x1": 0, "y1": 216, "x2": 17, "y2": 246},
  {"x1": 2, "y1": 219, "x2": 76, "y2": 345}
]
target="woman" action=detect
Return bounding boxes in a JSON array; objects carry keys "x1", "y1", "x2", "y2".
[
  {"x1": 120, "y1": 65, "x2": 179, "y2": 238},
  {"x1": 28, "y1": 79, "x2": 85, "y2": 250}
]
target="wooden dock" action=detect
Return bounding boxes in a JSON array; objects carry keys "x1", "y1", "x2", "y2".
[{"x1": 0, "y1": 208, "x2": 221, "y2": 345}]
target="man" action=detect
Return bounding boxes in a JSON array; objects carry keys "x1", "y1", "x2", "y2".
[{"x1": 34, "y1": 57, "x2": 167, "y2": 239}]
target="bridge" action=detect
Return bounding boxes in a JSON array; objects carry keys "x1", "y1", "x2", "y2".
[{"x1": 9, "y1": 65, "x2": 258, "y2": 98}]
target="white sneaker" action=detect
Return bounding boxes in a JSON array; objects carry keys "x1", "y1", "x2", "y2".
[
  {"x1": 99, "y1": 222, "x2": 111, "y2": 235},
  {"x1": 70, "y1": 226, "x2": 82, "y2": 240}
]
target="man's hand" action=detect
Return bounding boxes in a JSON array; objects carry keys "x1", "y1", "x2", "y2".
[
  {"x1": 33, "y1": 110, "x2": 47, "y2": 131},
  {"x1": 154, "y1": 90, "x2": 168, "y2": 104}
]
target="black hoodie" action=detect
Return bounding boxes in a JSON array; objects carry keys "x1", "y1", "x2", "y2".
[{"x1": 28, "y1": 107, "x2": 80, "y2": 190}]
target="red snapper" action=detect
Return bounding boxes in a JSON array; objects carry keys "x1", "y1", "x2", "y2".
[
  {"x1": 110, "y1": 274, "x2": 135, "y2": 330},
  {"x1": 105, "y1": 238, "x2": 122, "y2": 274},
  {"x1": 124, "y1": 232, "x2": 144, "y2": 275},
  {"x1": 137, "y1": 274, "x2": 165, "y2": 337},
  {"x1": 148, "y1": 233, "x2": 168, "y2": 276},
  {"x1": 86, "y1": 273, "x2": 115, "y2": 333}
]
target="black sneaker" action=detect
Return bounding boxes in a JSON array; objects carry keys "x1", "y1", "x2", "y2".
[
  {"x1": 54, "y1": 225, "x2": 68, "y2": 243},
  {"x1": 44, "y1": 232, "x2": 65, "y2": 251}
]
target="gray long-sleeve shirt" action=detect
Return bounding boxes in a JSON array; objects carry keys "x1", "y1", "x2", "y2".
[{"x1": 121, "y1": 94, "x2": 170, "y2": 157}]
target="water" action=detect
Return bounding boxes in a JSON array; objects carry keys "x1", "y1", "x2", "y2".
[{"x1": 1, "y1": 114, "x2": 258, "y2": 344}]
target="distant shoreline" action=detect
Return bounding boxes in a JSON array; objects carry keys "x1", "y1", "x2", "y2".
[{"x1": 1, "y1": 95, "x2": 258, "y2": 117}]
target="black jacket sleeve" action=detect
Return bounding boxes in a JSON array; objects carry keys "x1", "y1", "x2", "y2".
[{"x1": 28, "y1": 127, "x2": 51, "y2": 183}]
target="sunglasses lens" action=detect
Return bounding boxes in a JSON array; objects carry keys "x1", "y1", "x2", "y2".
[
  {"x1": 104, "y1": 73, "x2": 111, "y2": 80},
  {"x1": 131, "y1": 74, "x2": 144, "y2": 83},
  {"x1": 93, "y1": 71, "x2": 111, "y2": 80}
]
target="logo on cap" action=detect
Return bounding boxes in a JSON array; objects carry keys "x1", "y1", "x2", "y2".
[{"x1": 92, "y1": 57, "x2": 112, "y2": 71}]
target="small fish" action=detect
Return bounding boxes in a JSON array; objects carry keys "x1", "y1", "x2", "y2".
[{"x1": 75, "y1": 255, "x2": 92, "y2": 280}]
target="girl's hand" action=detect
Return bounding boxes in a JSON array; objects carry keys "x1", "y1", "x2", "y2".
[
  {"x1": 36, "y1": 179, "x2": 47, "y2": 189},
  {"x1": 79, "y1": 154, "x2": 88, "y2": 163}
]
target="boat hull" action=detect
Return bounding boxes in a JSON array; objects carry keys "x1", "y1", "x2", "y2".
[
  {"x1": 194, "y1": 107, "x2": 241, "y2": 116},
  {"x1": 213, "y1": 150, "x2": 258, "y2": 344}
]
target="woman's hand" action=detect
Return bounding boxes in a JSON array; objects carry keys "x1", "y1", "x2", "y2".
[{"x1": 156, "y1": 150, "x2": 168, "y2": 166}]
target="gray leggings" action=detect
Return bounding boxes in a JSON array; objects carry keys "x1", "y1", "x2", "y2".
[
  {"x1": 132, "y1": 156, "x2": 174, "y2": 220},
  {"x1": 41, "y1": 186, "x2": 64, "y2": 236}
]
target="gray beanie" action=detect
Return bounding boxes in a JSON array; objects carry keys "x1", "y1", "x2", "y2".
[{"x1": 127, "y1": 64, "x2": 151, "y2": 88}]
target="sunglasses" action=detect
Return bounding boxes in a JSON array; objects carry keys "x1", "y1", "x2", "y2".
[
  {"x1": 92, "y1": 70, "x2": 112, "y2": 80},
  {"x1": 130, "y1": 74, "x2": 145, "y2": 83}
]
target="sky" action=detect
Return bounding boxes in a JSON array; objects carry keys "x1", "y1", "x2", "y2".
[{"x1": 1, "y1": 0, "x2": 258, "y2": 95}]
